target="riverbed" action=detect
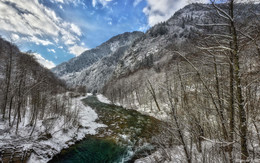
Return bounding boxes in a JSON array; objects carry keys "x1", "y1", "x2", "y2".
[{"x1": 49, "y1": 95, "x2": 161, "y2": 163}]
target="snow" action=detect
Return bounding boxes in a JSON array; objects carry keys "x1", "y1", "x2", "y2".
[
  {"x1": 53, "y1": 32, "x2": 143, "y2": 93},
  {"x1": 136, "y1": 103, "x2": 170, "y2": 120},
  {"x1": 0, "y1": 94, "x2": 106, "y2": 163},
  {"x1": 28, "y1": 95, "x2": 106, "y2": 162},
  {"x1": 135, "y1": 138, "x2": 260, "y2": 163},
  {"x1": 134, "y1": 146, "x2": 186, "y2": 163},
  {"x1": 97, "y1": 94, "x2": 112, "y2": 104},
  {"x1": 96, "y1": 93, "x2": 170, "y2": 120},
  {"x1": 110, "y1": 41, "x2": 120, "y2": 52}
]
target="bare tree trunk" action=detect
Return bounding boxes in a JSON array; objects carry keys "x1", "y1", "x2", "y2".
[
  {"x1": 229, "y1": 1, "x2": 249, "y2": 161},
  {"x1": 147, "y1": 80, "x2": 161, "y2": 111},
  {"x1": 2, "y1": 44, "x2": 13, "y2": 120},
  {"x1": 15, "y1": 79, "x2": 23, "y2": 135},
  {"x1": 228, "y1": 54, "x2": 235, "y2": 163},
  {"x1": 166, "y1": 75, "x2": 192, "y2": 163},
  {"x1": 8, "y1": 95, "x2": 14, "y2": 126},
  {"x1": 30, "y1": 107, "x2": 38, "y2": 137},
  {"x1": 213, "y1": 56, "x2": 228, "y2": 140}
]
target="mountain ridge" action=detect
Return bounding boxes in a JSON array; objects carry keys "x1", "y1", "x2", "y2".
[
  {"x1": 52, "y1": 3, "x2": 260, "y2": 95},
  {"x1": 52, "y1": 31, "x2": 144, "y2": 76}
]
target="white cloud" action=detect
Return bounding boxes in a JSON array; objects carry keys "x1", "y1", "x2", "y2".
[
  {"x1": 0, "y1": 0, "x2": 60, "y2": 37},
  {"x1": 47, "y1": 48, "x2": 56, "y2": 53},
  {"x1": 0, "y1": 0, "x2": 83, "y2": 55},
  {"x1": 64, "y1": 39, "x2": 75, "y2": 45},
  {"x1": 31, "y1": 53, "x2": 56, "y2": 69},
  {"x1": 143, "y1": 0, "x2": 208, "y2": 26},
  {"x1": 68, "y1": 45, "x2": 88, "y2": 56},
  {"x1": 51, "y1": 0, "x2": 64, "y2": 3},
  {"x1": 92, "y1": 0, "x2": 97, "y2": 7},
  {"x1": 133, "y1": 0, "x2": 143, "y2": 7},
  {"x1": 11, "y1": 33, "x2": 20, "y2": 41},
  {"x1": 70, "y1": 23, "x2": 82, "y2": 36},
  {"x1": 50, "y1": 0, "x2": 86, "y2": 6},
  {"x1": 29, "y1": 36, "x2": 53, "y2": 46},
  {"x1": 92, "y1": 0, "x2": 113, "y2": 7},
  {"x1": 138, "y1": 24, "x2": 149, "y2": 32}
]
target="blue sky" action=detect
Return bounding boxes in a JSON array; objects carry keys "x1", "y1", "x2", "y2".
[{"x1": 0, "y1": 0, "x2": 208, "y2": 68}]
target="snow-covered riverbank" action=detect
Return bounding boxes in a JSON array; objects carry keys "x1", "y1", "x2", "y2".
[{"x1": 0, "y1": 94, "x2": 106, "y2": 163}]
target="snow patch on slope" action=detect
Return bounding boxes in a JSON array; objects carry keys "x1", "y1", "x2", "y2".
[
  {"x1": 28, "y1": 95, "x2": 106, "y2": 163},
  {"x1": 0, "y1": 95, "x2": 106, "y2": 163},
  {"x1": 110, "y1": 41, "x2": 120, "y2": 52},
  {"x1": 97, "y1": 94, "x2": 112, "y2": 104}
]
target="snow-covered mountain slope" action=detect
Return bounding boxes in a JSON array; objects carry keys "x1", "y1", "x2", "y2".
[
  {"x1": 108, "y1": 3, "x2": 260, "y2": 79},
  {"x1": 52, "y1": 31, "x2": 144, "y2": 84},
  {"x1": 99, "y1": 3, "x2": 260, "y2": 119},
  {"x1": 53, "y1": 3, "x2": 260, "y2": 110},
  {"x1": 110, "y1": 4, "x2": 217, "y2": 79},
  {"x1": 70, "y1": 45, "x2": 132, "y2": 92},
  {"x1": 52, "y1": 4, "x2": 212, "y2": 92}
]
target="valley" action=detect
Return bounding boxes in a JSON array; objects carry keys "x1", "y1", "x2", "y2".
[
  {"x1": 0, "y1": 1, "x2": 260, "y2": 163},
  {"x1": 49, "y1": 95, "x2": 161, "y2": 163}
]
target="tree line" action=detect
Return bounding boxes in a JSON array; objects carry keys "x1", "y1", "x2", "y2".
[
  {"x1": 0, "y1": 37, "x2": 82, "y2": 137},
  {"x1": 103, "y1": 1, "x2": 260, "y2": 162}
]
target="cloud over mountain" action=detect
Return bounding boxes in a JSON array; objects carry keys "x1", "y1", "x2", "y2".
[
  {"x1": 31, "y1": 53, "x2": 56, "y2": 69},
  {"x1": 0, "y1": 0, "x2": 86, "y2": 56},
  {"x1": 143, "y1": 0, "x2": 208, "y2": 26}
]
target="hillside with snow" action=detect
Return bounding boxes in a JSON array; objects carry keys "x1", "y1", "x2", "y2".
[
  {"x1": 1, "y1": 2, "x2": 260, "y2": 163},
  {"x1": 52, "y1": 31, "x2": 144, "y2": 92}
]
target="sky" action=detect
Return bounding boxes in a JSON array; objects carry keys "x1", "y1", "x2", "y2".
[{"x1": 0, "y1": 0, "x2": 207, "y2": 69}]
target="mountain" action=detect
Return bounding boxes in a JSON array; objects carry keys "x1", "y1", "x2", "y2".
[
  {"x1": 102, "y1": 3, "x2": 260, "y2": 105},
  {"x1": 52, "y1": 4, "x2": 215, "y2": 92},
  {"x1": 1, "y1": 2, "x2": 259, "y2": 163},
  {"x1": 53, "y1": 3, "x2": 260, "y2": 110},
  {"x1": 70, "y1": 45, "x2": 134, "y2": 92},
  {"x1": 52, "y1": 31, "x2": 144, "y2": 88}
]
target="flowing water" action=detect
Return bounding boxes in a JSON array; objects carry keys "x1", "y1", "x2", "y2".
[
  {"x1": 49, "y1": 136, "x2": 128, "y2": 163},
  {"x1": 49, "y1": 96, "x2": 161, "y2": 163}
]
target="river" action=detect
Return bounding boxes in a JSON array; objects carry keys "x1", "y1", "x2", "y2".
[{"x1": 49, "y1": 96, "x2": 161, "y2": 163}]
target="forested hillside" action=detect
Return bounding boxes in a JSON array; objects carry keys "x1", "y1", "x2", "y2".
[
  {"x1": 0, "y1": 37, "x2": 97, "y2": 162},
  {"x1": 52, "y1": 31, "x2": 144, "y2": 92},
  {"x1": 0, "y1": 36, "x2": 87, "y2": 140},
  {"x1": 106, "y1": 3, "x2": 260, "y2": 162},
  {"x1": 54, "y1": 2, "x2": 260, "y2": 162}
]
